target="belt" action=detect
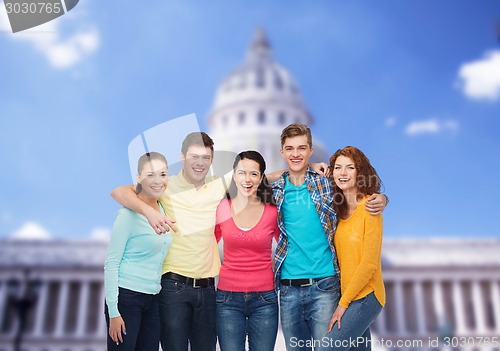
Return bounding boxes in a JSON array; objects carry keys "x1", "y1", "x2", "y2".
[
  {"x1": 280, "y1": 277, "x2": 328, "y2": 287},
  {"x1": 163, "y1": 272, "x2": 215, "y2": 288}
]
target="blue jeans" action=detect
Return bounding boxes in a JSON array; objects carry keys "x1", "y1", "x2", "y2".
[
  {"x1": 327, "y1": 292, "x2": 382, "y2": 351},
  {"x1": 159, "y1": 277, "x2": 217, "y2": 351},
  {"x1": 279, "y1": 276, "x2": 340, "y2": 351},
  {"x1": 216, "y1": 289, "x2": 278, "y2": 351},
  {"x1": 104, "y1": 287, "x2": 160, "y2": 351}
]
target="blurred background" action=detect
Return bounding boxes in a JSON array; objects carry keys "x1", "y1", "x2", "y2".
[{"x1": 1, "y1": 1, "x2": 499, "y2": 350}]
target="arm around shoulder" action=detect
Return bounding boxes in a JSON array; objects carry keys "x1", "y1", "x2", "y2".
[
  {"x1": 266, "y1": 169, "x2": 284, "y2": 183},
  {"x1": 110, "y1": 184, "x2": 148, "y2": 215},
  {"x1": 365, "y1": 193, "x2": 388, "y2": 216},
  {"x1": 110, "y1": 184, "x2": 177, "y2": 233}
]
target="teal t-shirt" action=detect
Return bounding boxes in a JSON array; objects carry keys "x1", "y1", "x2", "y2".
[
  {"x1": 104, "y1": 204, "x2": 172, "y2": 318},
  {"x1": 281, "y1": 177, "x2": 334, "y2": 279}
]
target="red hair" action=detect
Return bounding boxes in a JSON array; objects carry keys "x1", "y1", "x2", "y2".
[{"x1": 329, "y1": 146, "x2": 382, "y2": 219}]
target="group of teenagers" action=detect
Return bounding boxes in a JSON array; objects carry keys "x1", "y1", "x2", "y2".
[{"x1": 104, "y1": 123, "x2": 388, "y2": 351}]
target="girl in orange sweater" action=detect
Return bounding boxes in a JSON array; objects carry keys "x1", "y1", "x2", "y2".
[{"x1": 327, "y1": 146, "x2": 385, "y2": 351}]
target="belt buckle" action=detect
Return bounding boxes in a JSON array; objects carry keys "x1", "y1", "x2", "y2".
[
  {"x1": 300, "y1": 279, "x2": 313, "y2": 287},
  {"x1": 192, "y1": 278, "x2": 201, "y2": 288}
]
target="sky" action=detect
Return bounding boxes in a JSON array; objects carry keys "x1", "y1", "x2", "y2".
[{"x1": 0, "y1": 0, "x2": 499, "y2": 240}]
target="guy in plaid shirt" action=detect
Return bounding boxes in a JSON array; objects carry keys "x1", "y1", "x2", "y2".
[{"x1": 271, "y1": 124, "x2": 387, "y2": 351}]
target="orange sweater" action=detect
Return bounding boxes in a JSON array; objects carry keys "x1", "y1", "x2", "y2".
[{"x1": 334, "y1": 196, "x2": 385, "y2": 308}]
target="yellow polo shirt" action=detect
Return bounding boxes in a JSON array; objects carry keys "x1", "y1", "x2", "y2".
[{"x1": 160, "y1": 170, "x2": 229, "y2": 278}]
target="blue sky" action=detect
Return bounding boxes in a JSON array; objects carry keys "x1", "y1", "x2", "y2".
[{"x1": 1, "y1": 0, "x2": 499, "y2": 239}]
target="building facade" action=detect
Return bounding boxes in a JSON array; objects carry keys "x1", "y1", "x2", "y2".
[
  {"x1": 0, "y1": 240, "x2": 107, "y2": 351},
  {"x1": 1, "y1": 239, "x2": 499, "y2": 351}
]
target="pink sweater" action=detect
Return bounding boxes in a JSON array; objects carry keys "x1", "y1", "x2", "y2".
[{"x1": 215, "y1": 199, "x2": 280, "y2": 292}]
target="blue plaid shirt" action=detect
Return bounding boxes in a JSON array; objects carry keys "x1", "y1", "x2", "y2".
[{"x1": 272, "y1": 168, "x2": 339, "y2": 283}]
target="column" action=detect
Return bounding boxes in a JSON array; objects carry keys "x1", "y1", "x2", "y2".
[
  {"x1": 0, "y1": 282, "x2": 7, "y2": 328},
  {"x1": 54, "y1": 280, "x2": 69, "y2": 337},
  {"x1": 375, "y1": 308, "x2": 387, "y2": 336},
  {"x1": 33, "y1": 281, "x2": 49, "y2": 337},
  {"x1": 413, "y1": 280, "x2": 427, "y2": 336},
  {"x1": 471, "y1": 280, "x2": 487, "y2": 334},
  {"x1": 6, "y1": 280, "x2": 21, "y2": 338},
  {"x1": 96, "y1": 281, "x2": 107, "y2": 337},
  {"x1": 432, "y1": 280, "x2": 446, "y2": 330},
  {"x1": 394, "y1": 280, "x2": 407, "y2": 336},
  {"x1": 452, "y1": 280, "x2": 466, "y2": 335},
  {"x1": 0, "y1": 282, "x2": 16, "y2": 337},
  {"x1": 76, "y1": 280, "x2": 90, "y2": 337},
  {"x1": 490, "y1": 281, "x2": 500, "y2": 333}
]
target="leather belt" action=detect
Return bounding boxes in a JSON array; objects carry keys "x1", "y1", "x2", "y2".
[
  {"x1": 280, "y1": 277, "x2": 328, "y2": 287},
  {"x1": 163, "y1": 272, "x2": 215, "y2": 288}
]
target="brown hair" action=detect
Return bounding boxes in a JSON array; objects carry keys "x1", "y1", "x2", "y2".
[
  {"x1": 329, "y1": 146, "x2": 382, "y2": 219},
  {"x1": 136, "y1": 152, "x2": 168, "y2": 194},
  {"x1": 280, "y1": 124, "x2": 312, "y2": 148},
  {"x1": 181, "y1": 132, "x2": 214, "y2": 156}
]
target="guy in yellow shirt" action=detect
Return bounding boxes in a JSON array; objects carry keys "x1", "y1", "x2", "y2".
[{"x1": 111, "y1": 132, "x2": 226, "y2": 351}]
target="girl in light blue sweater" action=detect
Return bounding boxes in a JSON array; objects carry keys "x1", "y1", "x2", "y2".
[{"x1": 104, "y1": 152, "x2": 172, "y2": 351}]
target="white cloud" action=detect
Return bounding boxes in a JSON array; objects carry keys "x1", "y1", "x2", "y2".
[
  {"x1": 0, "y1": 4, "x2": 99, "y2": 69},
  {"x1": 89, "y1": 227, "x2": 111, "y2": 241},
  {"x1": 385, "y1": 116, "x2": 397, "y2": 127},
  {"x1": 11, "y1": 221, "x2": 51, "y2": 240},
  {"x1": 405, "y1": 119, "x2": 459, "y2": 136},
  {"x1": 457, "y1": 50, "x2": 500, "y2": 101},
  {"x1": 0, "y1": 6, "x2": 10, "y2": 31},
  {"x1": 43, "y1": 27, "x2": 99, "y2": 68}
]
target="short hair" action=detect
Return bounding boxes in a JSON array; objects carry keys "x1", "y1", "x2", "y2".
[
  {"x1": 280, "y1": 124, "x2": 313, "y2": 148},
  {"x1": 181, "y1": 132, "x2": 214, "y2": 156}
]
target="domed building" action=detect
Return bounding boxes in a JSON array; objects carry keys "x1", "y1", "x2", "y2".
[{"x1": 207, "y1": 28, "x2": 329, "y2": 172}]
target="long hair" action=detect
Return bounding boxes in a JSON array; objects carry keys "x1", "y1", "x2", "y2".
[
  {"x1": 329, "y1": 146, "x2": 381, "y2": 219},
  {"x1": 227, "y1": 150, "x2": 275, "y2": 205},
  {"x1": 136, "y1": 152, "x2": 168, "y2": 195}
]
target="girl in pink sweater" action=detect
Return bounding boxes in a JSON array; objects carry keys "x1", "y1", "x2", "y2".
[{"x1": 215, "y1": 150, "x2": 280, "y2": 351}]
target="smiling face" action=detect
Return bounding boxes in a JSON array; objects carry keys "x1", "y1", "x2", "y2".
[
  {"x1": 180, "y1": 144, "x2": 213, "y2": 187},
  {"x1": 280, "y1": 135, "x2": 313, "y2": 177},
  {"x1": 332, "y1": 155, "x2": 358, "y2": 192},
  {"x1": 136, "y1": 159, "x2": 168, "y2": 199},
  {"x1": 233, "y1": 158, "x2": 263, "y2": 200}
]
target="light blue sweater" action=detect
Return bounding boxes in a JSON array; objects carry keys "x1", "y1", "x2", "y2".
[{"x1": 104, "y1": 205, "x2": 172, "y2": 318}]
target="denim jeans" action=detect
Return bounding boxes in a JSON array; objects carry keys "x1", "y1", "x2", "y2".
[
  {"x1": 327, "y1": 292, "x2": 382, "y2": 351},
  {"x1": 216, "y1": 289, "x2": 278, "y2": 351},
  {"x1": 104, "y1": 287, "x2": 160, "y2": 351},
  {"x1": 159, "y1": 276, "x2": 217, "y2": 351},
  {"x1": 279, "y1": 276, "x2": 340, "y2": 351}
]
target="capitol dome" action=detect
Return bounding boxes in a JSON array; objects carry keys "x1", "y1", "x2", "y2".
[
  {"x1": 210, "y1": 28, "x2": 311, "y2": 120},
  {"x1": 207, "y1": 28, "x2": 329, "y2": 173}
]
